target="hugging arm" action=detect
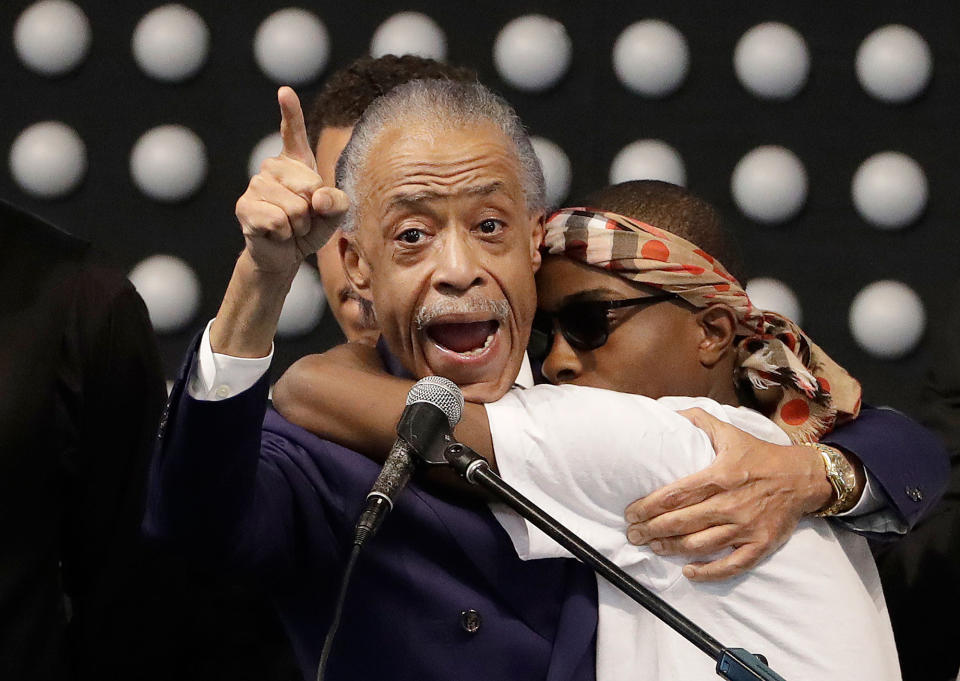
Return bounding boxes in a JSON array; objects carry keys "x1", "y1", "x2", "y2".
[
  {"x1": 273, "y1": 343, "x2": 495, "y2": 468},
  {"x1": 624, "y1": 406, "x2": 949, "y2": 582}
]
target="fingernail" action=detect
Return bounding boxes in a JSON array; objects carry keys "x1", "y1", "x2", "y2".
[
  {"x1": 649, "y1": 540, "x2": 664, "y2": 554},
  {"x1": 627, "y1": 529, "x2": 645, "y2": 545},
  {"x1": 316, "y1": 193, "x2": 332, "y2": 211},
  {"x1": 682, "y1": 565, "x2": 696, "y2": 579}
]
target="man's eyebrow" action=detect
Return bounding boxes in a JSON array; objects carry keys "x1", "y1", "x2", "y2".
[{"x1": 386, "y1": 181, "x2": 506, "y2": 209}]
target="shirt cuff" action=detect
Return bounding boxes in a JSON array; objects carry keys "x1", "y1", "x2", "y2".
[
  {"x1": 831, "y1": 470, "x2": 908, "y2": 535},
  {"x1": 187, "y1": 319, "x2": 273, "y2": 401},
  {"x1": 837, "y1": 470, "x2": 883, "y2": 517}
]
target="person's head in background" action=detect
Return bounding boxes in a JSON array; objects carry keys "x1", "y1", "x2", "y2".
[{"x1": 304, "y1": 54, "x2": 477, "y2": 344}]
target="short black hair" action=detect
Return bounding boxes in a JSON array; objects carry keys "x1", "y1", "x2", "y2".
[
  {"x1": 581, "y1": 180, "x2": 747, "y2": 283},
  {"x1": 305, "y1": 54, "x2": 477, "y2": 150}
]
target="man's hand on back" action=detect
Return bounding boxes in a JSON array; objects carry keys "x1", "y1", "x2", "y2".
[
  {"x1": 211, "y1": 87, "x2": 349, "y2": 358},
  {"x1": 623, "y1": 407, "x2": 841, "y2": 582}
]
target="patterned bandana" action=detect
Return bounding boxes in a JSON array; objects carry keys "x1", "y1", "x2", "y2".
[{"x1": 543, "y1": 208, "x2": 862, "y2": 443}]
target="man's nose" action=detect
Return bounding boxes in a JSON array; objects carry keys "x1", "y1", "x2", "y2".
[
  {"x1": 541, "y1": 329, "x2": 582, "y2": 385},
  {"x1": 433, "y1": 230, "x2": 485, "y2": 293}
]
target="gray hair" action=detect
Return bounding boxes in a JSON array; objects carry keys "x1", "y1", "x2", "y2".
[{"x1": 335, "y1": 79, "x2": 546, "y2": 233}]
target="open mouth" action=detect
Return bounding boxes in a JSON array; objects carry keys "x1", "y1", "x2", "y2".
[{"x1": 426, "y1": 320, "x2": 499, "y2": 357}]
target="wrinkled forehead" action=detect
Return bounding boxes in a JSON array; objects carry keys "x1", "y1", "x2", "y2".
[{"x1": 355, "y1": 120, "x2": 526, "y2": 221}]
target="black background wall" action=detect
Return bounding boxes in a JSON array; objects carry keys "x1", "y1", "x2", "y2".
[{"x1": 2, "y1": 0, "x2": 958, "y2": 420}]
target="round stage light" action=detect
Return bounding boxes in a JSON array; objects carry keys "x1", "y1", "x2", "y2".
[
  {"x1": 849, "y1": 280, "x2": 925, "y2": 359},
  {"x1": 9, "y1": 121, "x2": 87, "y2": 199},
  {"x1": 278, "y1": 263, "x2": 326, "y2": 337},
  {"x1": 14, "y1": 0, "x2": 91, "y2": 77},
  {"x1": 731, "y1": 145, "x2": 807, "y2": 223},
  {"x1": 247, "y1": 132, "x2": 283, "y2": 178},
  {"x1": 130, "y1": 125, "x2": 207, "y2": 202},
  {"x1": 132, "y1": 4, "x2": 210, "y2": 82},
  {"x1": 852, "y1": 151, "x2": 927, "y2": 229},
  {"x1": 745, "y1": 277, "x2": 802, "y2": 325},
  {"x1": 370, "y1": 11, "x2": 446, "y2": 60},
  {"x1": 609, "y1": 139, "x2": 685, "y2": 186},
  {"x1": 128, "y1": 254, "x2": 201, "y2": 334},
  {"x1": 254, "y1": 8, "x2": 330, "y2": 85},
  {"x1": 612, "y1": 20, "x2": 689, "y2": 97},
  {"x1": 493, "y1": 15, "x2": 572, "y2": 92},
  {"x1": 856, "y1": 25, "x2": 932, "y2": 103},
  {"x1": 530, "y1": 136, "x2": 571, "y2": 208},
  {"x1": 734, "y1": 22, "x2": 809, "y2": 100}
]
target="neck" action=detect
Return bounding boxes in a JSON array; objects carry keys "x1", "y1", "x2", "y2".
[{"x1": 703, "y1": 357, "x2": 741, "y2": 407}]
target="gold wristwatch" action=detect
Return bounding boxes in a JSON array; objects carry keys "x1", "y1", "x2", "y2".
[{"x1": 804, "y1": 442, "x2": 858, "y2": 517}]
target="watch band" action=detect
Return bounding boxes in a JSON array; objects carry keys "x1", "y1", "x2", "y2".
[{"x1": 804, "y1": 442, "x2": 858, "y2": 517}]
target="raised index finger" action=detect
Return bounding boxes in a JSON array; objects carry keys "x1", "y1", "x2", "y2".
[{"x1": 277, "y1": 86, "x2": 316, "y2": 170}]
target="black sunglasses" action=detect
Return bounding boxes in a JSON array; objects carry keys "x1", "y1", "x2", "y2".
[{"x1": 529, "y1": 294, "x2": 677, "y2": 361}]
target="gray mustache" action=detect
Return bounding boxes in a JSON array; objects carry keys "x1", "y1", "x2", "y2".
[{"x1": 415, "y1": 297, "x2": 511, "y2": 330}]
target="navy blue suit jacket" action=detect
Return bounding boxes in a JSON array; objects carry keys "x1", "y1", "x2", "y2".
[
  {"x1": 145, "y1": 341, "x2": 598, "y2": 680},
  {"x1": 146, "y1": 338, "x2": 948, "y2": 680}
]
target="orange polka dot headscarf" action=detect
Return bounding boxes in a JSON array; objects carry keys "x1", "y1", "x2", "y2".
[{"x1": 544, "y1": 208, "x2": 862, "y2": 443}]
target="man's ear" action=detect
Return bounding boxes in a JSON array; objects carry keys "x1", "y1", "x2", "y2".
[
  {"x1": 696, "y1": 304, "x2": 738, "y2": 367},
  {"x1": 530, "y1": 213, "x2": 545, "y2": 273},
  {"x1": 341, "y1": 234, "x2": 371, "y2": 293}
]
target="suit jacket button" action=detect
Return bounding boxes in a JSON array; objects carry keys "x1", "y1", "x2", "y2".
[
  {"x1": 460, "y1": 609, "x2": 481, "y2": 633},
  {"x1": 905, "y1": 486, "x2": 923, "y2": 502}
]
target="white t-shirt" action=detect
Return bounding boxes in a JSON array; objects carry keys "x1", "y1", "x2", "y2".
[{"x1": 485, "y1": 384, "x2": 900, "y2": 681}]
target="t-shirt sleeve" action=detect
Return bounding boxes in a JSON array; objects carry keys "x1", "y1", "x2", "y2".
[{"x1": 484, "y1": 385, "x2": 717, "y2": 583}]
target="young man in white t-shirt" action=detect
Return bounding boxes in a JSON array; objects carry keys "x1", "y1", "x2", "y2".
[{"x1": 273, "y1": 181, "x2": 900, "y2": 680}]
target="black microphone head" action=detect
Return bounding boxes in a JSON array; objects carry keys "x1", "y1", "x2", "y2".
[{"x1": 406, "y1": 376, "x2": 464, "y2": 428}]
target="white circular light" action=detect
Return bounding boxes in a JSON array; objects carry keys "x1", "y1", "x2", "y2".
[
  {"x1": 132, "y1": 4, "x2": 210, "y2": 82},
  {"x1": 9, "y1": 121, "x2": 86, "y2": 199},
  {"x1": 609, "y1": 139, "x2": 685, "y2": 186},
  {"x1": 856, "y1": 25, "x2": 932, "y2": 104},
  {"x1": 370, "y1": 11, "x2": 446, "y2": 60},
  {"x1": 14, "y1": 0, "x2": 91, "y2": 77},
  {"x1": 254, "y1": 8, "x2": 330, "y2": 85},
  {"x1": 493, "y1": 14, "x2": 572, "y2": 92},
  {"x1": 612, "y1": 19, "x2": 689, "y2": 97},
  {"x1": 130, "y1": 125, "x2": 207, "y2": 202},
  {"x1": 849, "y1": 280, "x2": 925, "y2": 359},
  {"x1": 734, "y1": 22, "x2": 810, "y2": 100},
  {"x1": 746, "y1": 277, "x2": 802, "y2": 325},
  {"x1": 731, "y1": 145, "x2": 807, "y2": 223},
  {"x1": 248, "y1": 132, "x2": 283, "y2": 178},
  {"x1": 277, "y1": 263, "x2": 326, "y2": 337},
  {"x1": 128, "y1": 254, "x2": 201, "y2": 334},
  {"x1": 852, "y1": 151, "x2": 927, "y2": 229},
  {"x1": 530, "y1": 136, "x2": 571, "y2": 208}
]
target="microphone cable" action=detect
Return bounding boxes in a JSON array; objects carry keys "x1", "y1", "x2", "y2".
[{"x1": 315, "y1": 541, "x2": 362, "y2": 681}]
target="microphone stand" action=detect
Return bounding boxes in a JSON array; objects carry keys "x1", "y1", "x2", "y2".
[{"x1": 412, "y1": 433, "x2": 788, "y2": 681}]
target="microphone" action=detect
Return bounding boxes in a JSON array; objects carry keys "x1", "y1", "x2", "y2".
[{"x1": 353, "y1": 376, "x2": 463, "y2": 547}]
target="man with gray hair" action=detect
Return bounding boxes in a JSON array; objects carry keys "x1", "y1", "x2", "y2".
[{"x1": 146, "y1": 79, "x2": 598, "y2": 680}]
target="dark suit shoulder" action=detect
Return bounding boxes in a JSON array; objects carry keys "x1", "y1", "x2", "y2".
[
  {"x1": 0, "y1": 198, "x2": 89, "y2": 263},
  {"x1": 261, "y1": 407, "x2": 383, "y2": 488}
]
